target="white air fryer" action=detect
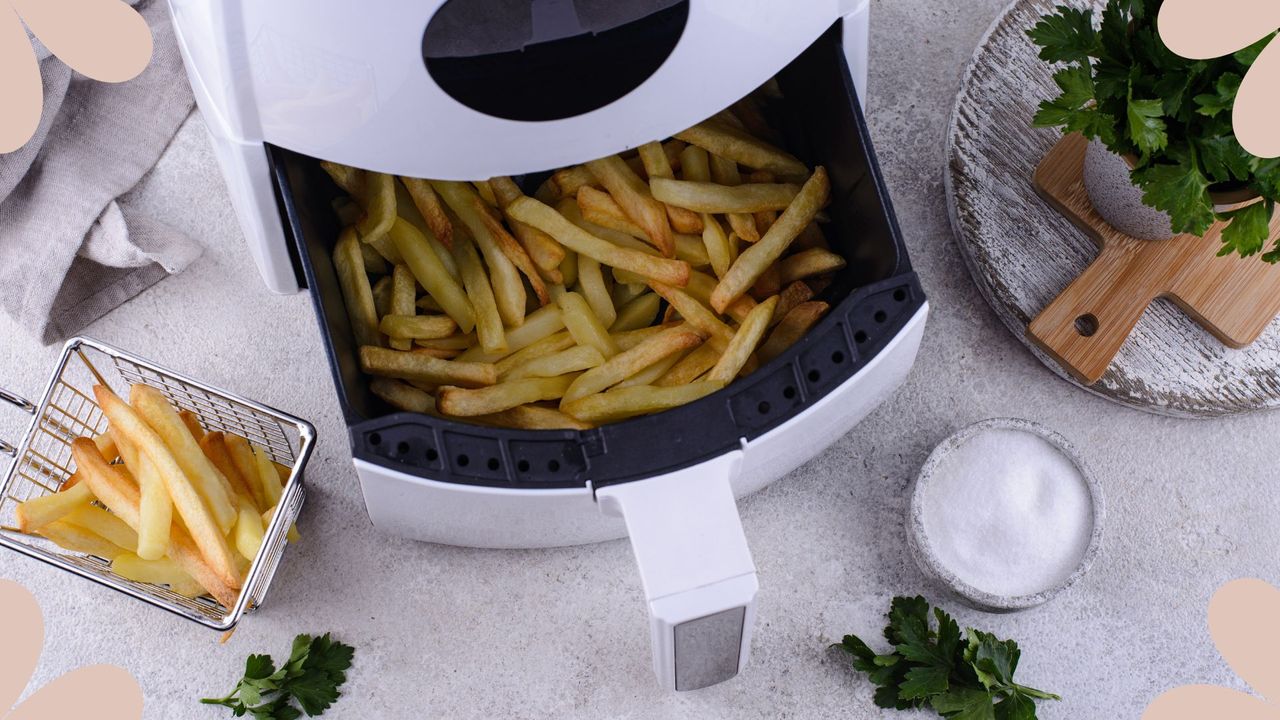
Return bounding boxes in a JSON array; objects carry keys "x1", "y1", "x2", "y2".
[{"x1": 166, "y1": 0, "x2": 928, "y2": 691}]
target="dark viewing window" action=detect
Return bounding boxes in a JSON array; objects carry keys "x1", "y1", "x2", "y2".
[{"x1": 423, "y1": 0, "x2": 689, "y2": 122}]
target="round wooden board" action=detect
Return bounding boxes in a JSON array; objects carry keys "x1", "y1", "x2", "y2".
[{"x1": 945, "y1": 0, "x2": 1280, "y2": 418}]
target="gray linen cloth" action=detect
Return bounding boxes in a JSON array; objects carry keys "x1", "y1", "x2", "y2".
[{"x1": 0, "y1": 0, "x2": 200, "y2": 344}]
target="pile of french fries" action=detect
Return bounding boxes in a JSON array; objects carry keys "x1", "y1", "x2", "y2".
[
  {"x1": 329, "y1": 97, "x2": 845, "y2": 429},
  {"x1": 11, "y1": 384, "x2": 297, "y2": 608}
]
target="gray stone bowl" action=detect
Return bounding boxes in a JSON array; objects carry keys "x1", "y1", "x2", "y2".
[{"x1": 905, "y1": 418, "x2": 1105, "y2": 612}]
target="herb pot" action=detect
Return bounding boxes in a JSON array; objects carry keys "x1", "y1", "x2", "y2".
[{"x1": 1083, "y1": 139, "x2": 1269, "y2": 241}]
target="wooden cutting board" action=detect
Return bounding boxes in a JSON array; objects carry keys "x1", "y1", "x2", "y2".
[{"x1": 1028, "y1": 133, "x2": 1280, "y2": 384}]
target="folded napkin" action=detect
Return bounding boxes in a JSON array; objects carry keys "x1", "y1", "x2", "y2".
[{"x1": 0, "y1": 0, "x2": 200, "y2": 344}]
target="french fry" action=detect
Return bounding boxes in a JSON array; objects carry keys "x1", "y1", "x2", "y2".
[
  {"x1": 708, "y1": 296, "x2": 778, "y2": 384},
  {"x1": 72, "y1": 435, "x2": 239, "y2": 601},
  {"x1": 490, "y1": 176, "x2": 566, "y2": 281},
  {"x1": 370, "y1": 377, "x2": 437, "y2": 415},
  {"x1": 253, "y1": 446, "x2": 283, "y2": 513},
  {"x1": 751, "y1": 263, "x2": 783, "y2": 298},
  {"x1": 476, "y1": 405, "x2": 591, "y2": 431},
  {"x1": 262, "y1": 507, "x2": 301, "y2": 544},
  {"x1": 507, "y1": 197, "x2": 690, "y2": 287},
  {"x1": 675, "y1": 119, "x2": 808, "y2": 178},
  {"x1": 14, "y1": 482, "x2": 94, "y2": 532},
  {"x1": 562, "y1": 382, "x2": 722, "y2": 423},
  {"x1": 333, "y1": 228, "x2": 382, "y2": 349},
  {"x1": 772, "y1": 281, "x2": 816, "y2": 326},
  {"x1": 457, "y1": 304, "x2": 566, "y2": 363},
  {"x1": 438, "y1": 376, "x2": 576, "y2": 417},
  {"x1": 93, "y1": 433, "x2": 118, "y2": 462},
  {"x1": 131, "y1": 385, "x2": 237, "y2": 535},
  {"x1": 387, "y1": 264, "x2": 416, "y2": 350},
  {"x1": 178, "y1": 410, "x2": 204, "y2": 441},
  {"x1": 685, "y1": 271, "x2": 756, "y2": 323},
  {"x1": 114, "y1": 428, "x2": 172, "y2": 561},
  {"x1": 451, "y1": 230, "x2": 507, "y2": 353},
  {"x1": 576, "y1": 255, "x2": 616, "y2": 327},
  {"x1": 681, "y1": 145, "x2": 711, "y2": 182},
  {"x1": 63, "y1": 504, "x2": 138, "y2": 552},
  {"x1": 711, "y1": 154, "x2": 760, "y2": 241},
  {"x1": 503, "y1": 346, "x2": 605, "y2": 381},
  {"x1": 39, "y1": 520, "x2": 127, "y2": 560},
  {"x1": 372, "y1": 275, "x2": 392, "y2": 317},
  {"x1": 321, "y1": 161, "x2": 363, "y2": 196},
  {"x1": 611, "y1": 293, "x2": 661, "y2": 332},
  {"x1": 657, "y1": 343, "x2": 721, "y2": 386},
  {"x1": 558, "y1": 291, "x2": 620, "y2": 358},
  {"x1": 112, "y1": 553, "x2": 206, "y2": 598},
  {"x1": 758, "y1": 302, "x2": 831, "y2": 363},
  {"x1": 379, "y1": 314, "x2": 459, "y2": 341},
  {"x1": 649, "y1": 283, "x2": 734, "y2": 351},
  {"x1": 400, "y1": 177, "x2": 454, "y2": 247},
  {"x1": 577, "y1": 185, "x2": 647, "y2": 239},
  {"x1": 701, "y1": 213, "x2": 733, "y2": 278},
  {"x1": 711, "y1": 167, "x2": 830, "y2": 313},
  {"x1": 390, "y1": 218, "x2": 477, "y2": 333},
  {"x1": 615, "y1": 347, "x2": 689, "y2": 389},
  {"x1": 225, "y1": 434, "x2": 268, "y2": 511},
  {"x1": 357, "y1": 172, "x2": 396, "y2": 243},
  {"x1": 493, "y1": 331, "x2": 576, "y2": 377},
  {"x1": 361, "y1": 347, "x2": 496, "y2": 387},
  {"x1": 778, "y1": 247, "x2": 847, "y2": 284},
  {"x1": 585, "y1": 155, "x2": 674, "y2": 256},
  {"x1": 200, "y1": 432, "x2": 257, "y2": 510},
  {"x1": 793, "y1": 222, "x2": 830, "y2": 251},
  {"x1": 415, "y1": 333, "x2": 476, "y2": 351},
  {"x1": 432, "y1": 181, "x2": 529, "y2": 325},
  {"x1": 545, "y1": 165, "x2": 599, "y2": 201},
  {"x1": 639, "y1": 141, "x2": 703, "y2": 234},
  {"x1": 613, "y1": 323, "x2": 677, "y2": 350},
  {"x1": 563, "y1": 326, "x2": 704, "y2": 404},
  {"x1": 231, "y1": 504, "x2": 265, "y2": 562},
  {"x1": 650, "y1": 178, "x2": 801, "y2": 213}
]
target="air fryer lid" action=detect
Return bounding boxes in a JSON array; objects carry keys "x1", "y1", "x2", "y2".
[{"x1": 274, "y1": 21, "x2": 925, "y2": 491}]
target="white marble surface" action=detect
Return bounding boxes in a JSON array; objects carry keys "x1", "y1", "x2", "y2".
[{"x1": 1, "y1": 1, "x2": 1277, "y2": 717}]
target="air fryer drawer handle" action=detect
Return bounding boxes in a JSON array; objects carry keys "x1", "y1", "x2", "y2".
[{"x1": 595, "y1": 452, "x2": 757, "y2": 691}]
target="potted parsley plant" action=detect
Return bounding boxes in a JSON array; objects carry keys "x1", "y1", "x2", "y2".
[{"x1": 1029, "y1": 0, "x2": 1280, "y2": 258}]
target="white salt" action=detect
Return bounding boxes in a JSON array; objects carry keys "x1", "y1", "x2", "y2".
[{"x1": 919, "y1": 428, "x2": 1093, "y2": 598}]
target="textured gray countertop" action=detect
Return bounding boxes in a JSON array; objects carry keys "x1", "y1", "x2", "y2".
[{"x1": 1, "y1": 1, "x2": 1275, "y2": 717}]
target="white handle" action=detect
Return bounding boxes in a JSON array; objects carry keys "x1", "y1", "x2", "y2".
[{"x1": 596, "y1": 451, "x2": 757, "y2": 691}]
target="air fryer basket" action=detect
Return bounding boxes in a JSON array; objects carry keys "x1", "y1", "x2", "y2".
[{"x1": 270, "y1": 20, "x2": 925, "y2": 490}]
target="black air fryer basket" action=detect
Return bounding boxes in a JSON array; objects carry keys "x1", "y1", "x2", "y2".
[{"x1": 268, "y1": 21, "x2": 925, "y2": 491}]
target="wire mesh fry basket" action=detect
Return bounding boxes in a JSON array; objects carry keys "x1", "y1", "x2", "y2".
[{"x1": 0, "y1": 337, "x2": 316, "y2": 630}]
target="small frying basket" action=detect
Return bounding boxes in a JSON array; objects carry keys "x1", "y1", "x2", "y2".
[{"x1": 0, "y1": 337, "x2": 316, "y2": 630}]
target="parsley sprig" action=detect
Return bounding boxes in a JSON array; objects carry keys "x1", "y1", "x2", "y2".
[
  {"x1": 1028, "y1": 0, "x2": 1280, "y2": 260},
  {"x1": 835, "y1": 596, "x2": 1059, "y2": 719},
  {"x1": 202, "y1": 633, "x2": 355, "y2": 720}
]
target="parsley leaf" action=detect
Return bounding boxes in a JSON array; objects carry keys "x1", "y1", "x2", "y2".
[
  {"x1": 1219, "y1": 200, "x2": 1276, "y2": 258},
  {"x1": 1132, "y1": 161, "x2": 1215, "y2": 236},
  {"x1": 835, "y1": 597, "x2": 1059, "y2": 720},
  {"x1": 1027, "y1": 7, "x2": 1098, "y2": 64},
  {"x1": 1126, "y1": 97, "x2": 1167, "y2": 156},
  {"x1": 202, "y1": 633, "x2": 355, "y2": 719}
]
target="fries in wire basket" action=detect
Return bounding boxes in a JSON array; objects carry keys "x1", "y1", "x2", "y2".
[
  {"x1": 328, "y1": 95, "x2": 846, "y2": 429},
  {"x1": 11, "y1": 384, "x2": 298, "y2": 607}
]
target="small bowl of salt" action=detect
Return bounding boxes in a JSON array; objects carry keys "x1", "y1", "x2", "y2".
[{"x1": 906, "y1": 418, "x2": 1104, "y2": 612}]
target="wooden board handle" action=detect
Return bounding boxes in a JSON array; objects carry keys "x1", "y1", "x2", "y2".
[{"x1": 1027, "y1": 244, "x2": 1158, "y2": 384}]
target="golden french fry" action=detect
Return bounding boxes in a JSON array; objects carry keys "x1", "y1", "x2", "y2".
[
  {"x1": 115, "y1": 428, "x2": 172, "y2": 561},
  {"x1": 701, "y1": 213, "x2": 733, "y2": 278},
  {"x1": 773, "y1": 281, "x2": 817, "y2": 327},
  {"x1": 681, "y1": 144, "x2": 711, "y2": 182},
  {"x1": 361, "y1": 346, "x2": 496, "y2": 388},
  {"x1": 649, "y1": 283, "x2": 734, "y2": 351},
  {"x1": 558, "y1": 291, "x2": 620, "y2": 359},
  {"x1": 503, "y1": 345, "x2": 605, "y2": 381},
  {"x1": 372, "y1": 275, "x2": 392, "y2": 317},
  {"x1": 585, "y1": 155, "x2": 674, "y2": 256},
  {"x1": 416, "y1": 294, "x2": 443, "y2": 314},
  {"x1": 232, "y1": 505, "x2": 265, "y2": 562},
  {"x1": 321, "y1": 161, "x2": 363, "y2": 196},
  {"x1": 476, "y1": 405, "x2": 592, "y2": 431},
  {"x1": 708, "y1": 296, "x2": 778, "y2": 384},
  {"x1": 200, "y1": 432, "x2": 257, "y2": 511},
  {"x1": 178, "y1": 410, "x2": 204, "y2": 441},
  {"x1": 14, "y1": 482, "x2": 93, "y2": 533},
  {"x1": 615, "y1": 346, "x2": 689, "y2": 389},
  {"x1": 39, "y1": 520, "x2": 127, "y2": 560},
  {"x1": 370, "y1": 377, "x2": 437, "y2": 415},
  {"x1": 676, "y1": 120, "x2": 808, "y2": 178},
  {"x1": 438, "y1": 376, "x2": 576, "y2": 417},
  {"x1": 562, "y1": 382, "x2": 722, "y2": 423},
  {"x1": 400, "y1": 177, "x2": 454, "y2": 247},
  {"x1": 458, "y1": 304, "x2": 566, "y2": 363},
  {"x1": 563, "y1": 325, "x2": 704, "y2": 404},
  {"x1": 611, "y1": 293, "x2": 661, "y2": 332},
  {"x1": 730, "y1": 97, "x2": 781, "y2": 143},
  {"x1": 253, "y1": 447, "x2": 283, "y2": 514},
  {"x1": 386, "y1": 264, "x2": 416, "y2": 350},
  {"x1": 493, "y1": 331, "x2": 576, "y2": 377},
  {"x1": 414, "y1": 333, "x2": 476, "y2": 351},
  {"x1": 710, "y1": 154, "x2": 760, "y2": 242},
  {"x1": 684, "y1": 271, "x2": 756, "y2": 323},
  {"x1": 131, "y1": 385, "x2": 237, "y2": 535},
  {"x1": 63, "y1": 504, "x2": 138, "y2": 552},
  {"x1": 613, "y1": 322, "x2": 677, "y2": 350},
  {"x1": 261, "y1": 507, "x2": 302, "y2": 544},
  {"x1": 650, "y1": 178, "x2": 801, "y2": 213},
  {"x1": 451, "y1": 231, "x2": 507, "y2": 354},
  {"x1": 575, "y1": 255, "x2": 616, "y2": 327},
  {"x1": 390, "y1": 219, "x2": 477, "y2": 333},
  {"x1": 379, "y1": 314, "x2": 459, "y2": 341},
  {"x1": 754, "y1": 210, "x2": 777, "y2": 235},
  {"x1": 752, "y1": 263, "x2": 783, "y2": 298},
  {"x1": 72, "y1": 435, "x2": 239, "y2": 601},
  {"x1": 657, "y1": 343, "x2": 721, "y2": 386},
  {"x1": 225, "y1": 434, "x2": 268, "y2": 511},
  {"x1": 357, "y1": 172, "x2": 396, "y2": 243},
  {"x1": 473, "y1": 192, "x2": 550, "y2": 306},
  {"x1": 508, "y1": 197, "x2": 690, "y2": 287},
  {"x1": 112, "y1": 553, "x2": 206, "y2": 598},
  {"x1": 637, "y1": 141, "x2": 702, "y2": 233},
  {"x1": 778, "y1": 247, "x2": 847, "y2": 284},
  {"x1": 545, "y1": 165, "x2": 599, "y2": 201},
  {"x1": 93, "y1": 433, "x2": 118, "y2": 462},
  {"x1": 490, "y1": 176, "x2": 567, "y2": 280},
  {"x1": 432, "y1": 181, "x2": 528, "y2": 325},
  {"x1": 793, "y1": 222, "x2": 830, "y2": 251},
  {"x1": 711, "y1": 168, "x2": 829, "y2": 313},
  {"x1": 758, "y1": 302, "x2": 831, "y2": 363},
  {"x1": 577, "y1": 185, "x2": 647, "y2": 239},
  {"x1": 334, "y1": 227, "x2": 382, "y2": 349}
]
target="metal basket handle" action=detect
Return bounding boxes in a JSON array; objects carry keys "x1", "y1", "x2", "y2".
[{"x1": 0, "y1": 387, "x2": 36, "y2": 457}]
